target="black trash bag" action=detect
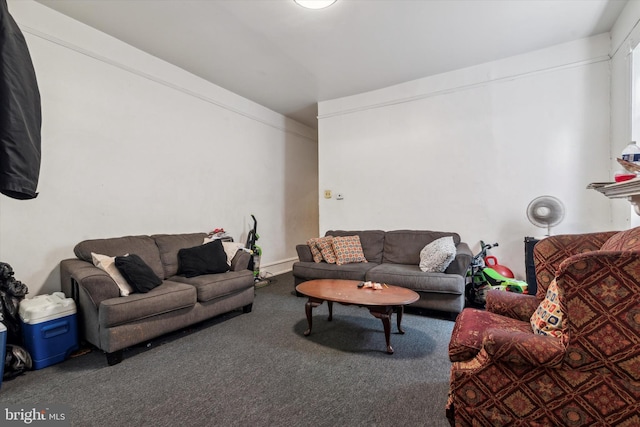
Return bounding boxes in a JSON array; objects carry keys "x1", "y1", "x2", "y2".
[
  {"x1": 0, "y1": 262, "x2": 29, "y2": 345},
  {"x1": 3, "y1": 344, "x2": 32, "y2": 380}
]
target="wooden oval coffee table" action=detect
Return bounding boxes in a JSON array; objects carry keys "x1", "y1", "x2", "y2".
[{"x1": 296, "y1": 279, "x2": 419, "y2": 354}]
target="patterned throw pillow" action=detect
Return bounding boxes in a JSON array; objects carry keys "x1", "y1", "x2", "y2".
[
  {"x1": 419, "y1": 236, "x2": 456, "y2": 272},
  {"x1": 306, "y1": 237, "x2": 324, "y2": 263},
  {"x1": 332, "y1": 235, "x2": 368, "y2": 266},
  {"x1": 530, "y1": 279, "x2": 564, "y2": 338},
  {"x1": 316, "y1": 236, "x2": 337, "y2": 264}
]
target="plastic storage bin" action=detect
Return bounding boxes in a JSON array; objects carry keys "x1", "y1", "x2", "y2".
[
  {"x1": 0, "y1": 322, "x2": 6, "y2": 388},
  {"x1": 19, "y1": 292, "x2": 78, "y2": 370}
]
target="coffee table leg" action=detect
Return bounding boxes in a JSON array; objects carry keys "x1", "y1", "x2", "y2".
[
  {"x1": 304, "y1": 298, "x2": 324, "y2": 337},
  {"x1": 327, "y1": 301, "x2": 333, "y2": 321},
  {"x1": 304, "y1": 300, "x2": 313, "y2": 336},
  {"x1": 370, "y1": 307, "x2": 394, "y2": 354},
  {"x1": 396, "y1": 305, "x2": 405, "y2": 334}
]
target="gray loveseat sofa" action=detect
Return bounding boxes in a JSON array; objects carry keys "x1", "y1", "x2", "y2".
[
  {"x1": 293, "y1": 230, "x2": 473, "y2": 315},
  {"x1": 59, "y1": 232, "x2": 255, "y2": 365}
]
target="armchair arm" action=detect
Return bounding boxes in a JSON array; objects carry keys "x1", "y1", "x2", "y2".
[
  {"x1": 555, "y1": 250, "x2": 640, "y2": 373},
  {"x1": 445, "y1": 242, "x2": 473, "y2": 276},
  {"x1": 485, "y1": 290, "x2": 540, "y2": 321},
  {"x1": 533, "y1": 231, "x2": 617, "y2": 298},
  {"x1": 483, "y1": 328, "x2": 565, "y2": 367},
  {"x1": 296, "y1": 244, "x2": 313, "y2": 262}
]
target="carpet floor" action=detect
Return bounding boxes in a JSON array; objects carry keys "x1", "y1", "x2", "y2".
[{"x1": 1, "y1": 272, "x2": 455, "y2": 427}]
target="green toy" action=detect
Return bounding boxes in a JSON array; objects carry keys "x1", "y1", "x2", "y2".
[
  {"x1": 480, "y1": 267, "x2": 529, "y2": 293},
  {"x1": 466, "y1": 240, "x2": 529, "y2": 307}
]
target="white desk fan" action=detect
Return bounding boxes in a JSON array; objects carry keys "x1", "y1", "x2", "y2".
[{"x1": 527, "y1": 196, "x2": 565, "y2": 236}]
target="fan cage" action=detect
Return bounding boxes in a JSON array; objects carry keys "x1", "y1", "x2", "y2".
[{"x1": 526, "y1": 196, "x2": 565, "y2": 234}]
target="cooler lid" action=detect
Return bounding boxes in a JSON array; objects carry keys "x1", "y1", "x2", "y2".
[{"x1": 19, "y1": 292, "x2": 76, "y2": 324}]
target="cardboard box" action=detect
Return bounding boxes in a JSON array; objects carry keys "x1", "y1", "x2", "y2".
[{"x1": 20, "y1": 292, "x2": 78, "y2": 370}]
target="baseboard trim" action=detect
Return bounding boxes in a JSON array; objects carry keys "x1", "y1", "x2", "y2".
[{"x1": 259, "y1": 257, "x2": 296, "y2": 277}]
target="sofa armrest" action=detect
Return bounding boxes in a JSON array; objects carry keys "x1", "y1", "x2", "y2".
[
  {"x1": 485, "y1": 290, "x2": 540, "y2": 321},
  {"x1": 296, "y1": 244, "x2": 313, "y2": 262},
  {"x1": 60, "y1": 258, "x2": 120, "y2": 309},
  {"x1": 230, "y1": 250, "x2": 251, "y2": 271},
  {"x1": 483, "y1": 329, "x2": 565, "y2": 367},
  {"x1": 445, "y1": 242, "x2": 473, "y2": 276}
]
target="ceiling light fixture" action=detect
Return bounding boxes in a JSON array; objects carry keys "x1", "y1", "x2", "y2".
[{"x1": 294, "y1": 0, "x2": 337, "y2": 10}]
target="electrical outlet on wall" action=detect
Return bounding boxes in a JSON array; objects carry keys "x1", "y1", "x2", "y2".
[{"x1": 324, "y1": 190, "x2": 332, "y2": 199}]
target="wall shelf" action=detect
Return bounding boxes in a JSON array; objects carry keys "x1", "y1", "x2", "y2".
[{"x1": 588, "y1": 178, "x2": 640, "y2": 214}]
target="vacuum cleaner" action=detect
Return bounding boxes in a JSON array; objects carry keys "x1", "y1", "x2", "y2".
[{"x1": 245, "y1": 215, "x2": 261, "y2": 280}]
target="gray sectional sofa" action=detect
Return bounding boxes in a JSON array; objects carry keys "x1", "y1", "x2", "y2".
[
  {"x1": 59, "y1": 232, "x2": 255, "y2": 365},
  {"x1": 293, "y1": 230, "x2": 473, "y2": 315}
]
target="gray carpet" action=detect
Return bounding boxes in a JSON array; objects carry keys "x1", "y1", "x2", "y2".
[{"x1": 1, "y1": 272, "x2": 455, "y2": 427}]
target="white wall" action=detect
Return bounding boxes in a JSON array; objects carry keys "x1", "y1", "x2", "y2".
[
  {"x1": 318, "y1": 35, "x2": 613, "y2": 280},
  {"x1": 610, "y1": 0, "x2": 640, "y2": 228},
  {"x1": 0, "y1": 0, "x2": 319, "y2": 295}
]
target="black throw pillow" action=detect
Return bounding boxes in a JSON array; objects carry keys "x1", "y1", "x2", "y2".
[
  {"x1": 114, "y1": 254, "x2": 162, "y2": 293},
  {"x1": 178, "y1": 239, "x2": 229, "y2": 278}
]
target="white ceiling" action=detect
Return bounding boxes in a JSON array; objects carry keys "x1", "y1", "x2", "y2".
[{"x1": 33, "y1": 0, "x2": 629, "y2": 129}]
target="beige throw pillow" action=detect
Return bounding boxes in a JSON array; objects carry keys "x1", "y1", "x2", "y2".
[
  {"x1": 91, "y1": 252, "x2": 134, "y2": 296},
  {"x1": 222, "y1": 241, "x2": 245, "y2": 266}
]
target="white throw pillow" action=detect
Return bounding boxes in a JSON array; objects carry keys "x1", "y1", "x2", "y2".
[
  {"x1": 91, "y1": 252, "x2": 134, "y2": 296},
  {"x1": 222, "y1": 241, "x2": 245, "y2": 266},
  {"x1": 419, "y1": 236, "x2": 457, "y2": 273}
]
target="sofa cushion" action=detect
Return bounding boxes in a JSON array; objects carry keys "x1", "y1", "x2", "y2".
[
  {"x1": 326, "y1": 230, "x2": 385, "y2": 264},
  {"x1": 530, "y1": 279, "x2": 564, "y2": 338},
  {"x1": 419, "y1": 236, "x2": 456, "y2": 272},
  {"x1": 152, "y1": 233, "x2": 207, "y2": 278},
  {"x1": 75, "y1": 235, "x2": 165, "y2": 280},
  {"x1": 178, "y1": 239, "x2": 229, "y2": 277},
  {"x1": 382, "y1": 230, "x2": 461, "y2": 265},
  {"x1": 91, "y1": 252, "x2": 134, "y2": 296},
  {"x1": 99, "y1": 280, "x2": 197, "y2": 327},
  {"x1": 293, "y1": 261, "x2": 378, "y2": 282},
  {"x1": 366, "y1": 264, "x2": 464, "y2": 294},
  {"x1": 449, "y1": 307, "x2": 533, "y2": 362},
  {"x1": 316, "y1": 236, "x2": 337, "y2": 263},
  {"x1": 170, "y1": 270, "x2": 254, "y2": 303},
  {"x1": 115, "y1": 254, "x2": 163, "y2": 293},
  {"x1": 332, "y1": 235, "x2": 368, "y2": 266},
  {"x1": 600, "y1": 226, "x2": 640, "y2": 251}
]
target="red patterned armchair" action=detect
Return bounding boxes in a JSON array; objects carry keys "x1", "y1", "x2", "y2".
[{"x1": 446, "y1": 228, "x2": 640, "y2": 426}]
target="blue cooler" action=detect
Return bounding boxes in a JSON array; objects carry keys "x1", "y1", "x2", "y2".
[
  {"x1": 19, "y1": 292, "x2": 78, "y2": 370},
  {"x1": 0, "y1": 322, "x2": 6, "y2": 388}
]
